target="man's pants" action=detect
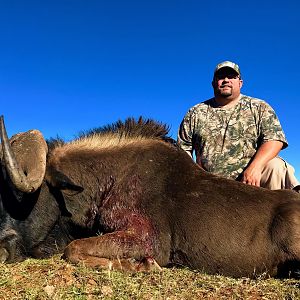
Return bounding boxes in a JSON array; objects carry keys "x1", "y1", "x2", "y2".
[{"x1": 260, "y1": 157, "x2": 299, "y2": 190}]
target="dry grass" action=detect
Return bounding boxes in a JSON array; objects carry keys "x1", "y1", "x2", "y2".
[{"x1": 1, "y1": 256, "x2": 300, "y2": 299}]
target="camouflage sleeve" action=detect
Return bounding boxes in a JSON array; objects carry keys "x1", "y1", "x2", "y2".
[
  {"x1": 259, "y1": 102, "x2": 288, "y2": 149},
  {"x1": 177, "y1": 109, "x2": 196, "y2": 155}
]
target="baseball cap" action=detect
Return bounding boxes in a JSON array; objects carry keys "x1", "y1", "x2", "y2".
[{"x1": 214, "y1": 61, "x2": 241, "y2": 77}]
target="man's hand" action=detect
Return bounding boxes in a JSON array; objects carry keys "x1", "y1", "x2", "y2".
[
  {"x1": 239, "y1": 140, "x2": 283, "y2": 187},
  {"x1": 241, "y1": 166, "x2": 263, "y2": 187}
]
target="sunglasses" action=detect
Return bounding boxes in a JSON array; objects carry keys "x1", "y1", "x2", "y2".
[{"x1": 215, "y1": 73, "x2": 240, "y2": 80}]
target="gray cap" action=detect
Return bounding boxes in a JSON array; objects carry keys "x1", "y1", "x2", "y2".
[{"x1": 214, "y1": 61, "x2": 241, "y2": 76}]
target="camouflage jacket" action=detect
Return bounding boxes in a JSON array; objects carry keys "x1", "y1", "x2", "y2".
[{"x1": 178, "y1": 95, "x2": 288, "y2": 179}]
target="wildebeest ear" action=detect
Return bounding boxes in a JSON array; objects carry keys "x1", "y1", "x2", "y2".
[{"x1": 45, "y1": 167, "x2": 84, "y2": 194}]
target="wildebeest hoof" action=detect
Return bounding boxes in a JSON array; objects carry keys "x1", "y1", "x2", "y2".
[
  {"x1": 0, "y1": 248, "x2": 9, "y2": 263},
  {"x1": 137, "y1": 257, "x2": 162, "y2": 272}
]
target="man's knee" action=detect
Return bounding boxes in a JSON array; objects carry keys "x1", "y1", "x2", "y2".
[
  {"x1": 263, "y1": 157, "x2": 287, "y2": 174},
  {"x1": 261, "y1": 157, "x2": 299, "y2": 190}
]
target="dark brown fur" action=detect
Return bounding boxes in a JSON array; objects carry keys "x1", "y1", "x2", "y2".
[{"x1": 1, "y1": 118, "x2": 300, "y2": 278}]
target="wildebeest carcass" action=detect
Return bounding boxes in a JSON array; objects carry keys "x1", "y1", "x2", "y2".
[{"x1": 1, "y1": 115, "x2": 300, "y2": 278}]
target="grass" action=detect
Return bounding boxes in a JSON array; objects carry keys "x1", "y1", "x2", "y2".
[{"x1": 1, "y1": 256, "x2": 300, "y2": 299}]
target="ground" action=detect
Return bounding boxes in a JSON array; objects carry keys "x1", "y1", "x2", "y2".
[{"x1": 1, "y1": 256, "x2": 300, "y2": 299}]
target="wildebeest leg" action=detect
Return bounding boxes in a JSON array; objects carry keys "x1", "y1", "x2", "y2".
[
  {"x1": 66, "y1": 256, "x2": 162, "y2": 272},
  {"x1": 63, "y1": 229, "x2": 161, "y2": 272}
]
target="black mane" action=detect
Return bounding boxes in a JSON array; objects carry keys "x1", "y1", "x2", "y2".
[
  {"x1": 79, "y1": 117, "x2": 170, "y2": 139},
  {"x1": 47, "y1": 117, "x2": 176, "y2": 149}
]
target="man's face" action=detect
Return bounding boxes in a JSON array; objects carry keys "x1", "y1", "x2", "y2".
[{"x1": 212, "y1": 67, "x2": 243, "y2": 99}]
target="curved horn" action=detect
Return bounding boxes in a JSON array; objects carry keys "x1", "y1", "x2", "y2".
[{"x1": 0, "y1": 115, "x2": 47, "y2": 193}]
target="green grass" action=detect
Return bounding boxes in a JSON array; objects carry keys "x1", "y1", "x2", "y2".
[{"x1": 0, "y1": 256, "x2": 300, "y2": 299}]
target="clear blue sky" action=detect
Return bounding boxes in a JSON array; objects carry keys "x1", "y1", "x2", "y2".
[{"x1": 0, "y1": 1, "x2": 299, "y2": 179}]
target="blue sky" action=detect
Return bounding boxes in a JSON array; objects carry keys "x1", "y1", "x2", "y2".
[{"x1": 0, "y1": 1, "x2": 299, "y2": 179}]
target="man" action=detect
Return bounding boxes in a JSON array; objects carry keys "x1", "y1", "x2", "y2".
[{"x1": 178, "y1": 61, "x2": 299, "y2": 190}]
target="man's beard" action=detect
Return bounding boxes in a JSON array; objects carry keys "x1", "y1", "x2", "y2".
[
  {"x1": 220, "y1": 90, "x2": 232, "y2": 98},
  {"x1": 219, "y1": 87, "x2": 232, "y2": 98}
]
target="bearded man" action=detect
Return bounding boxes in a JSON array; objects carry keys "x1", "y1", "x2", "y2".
[{"x1": 178, "y1": 61, "x2": 299, "y2": 190}]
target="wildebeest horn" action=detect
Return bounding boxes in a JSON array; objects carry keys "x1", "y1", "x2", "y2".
[{"x1": 0, "y1": 115, "x2": 48, "y2": 193}]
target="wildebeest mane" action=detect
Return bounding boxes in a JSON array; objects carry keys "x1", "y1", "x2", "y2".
[
  {"x1": 46, "y1": 136, "x2": 65, "y2": 152},
  {"x1": 47, "y1": 117, "x2": 176, "y2": 152},
  {"x1": 79, "y1": 117, "x2": 171, "y2": 140}
]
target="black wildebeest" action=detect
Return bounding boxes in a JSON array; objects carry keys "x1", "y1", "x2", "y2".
[{"x1": 1, "y1": 115, "x2": 300, "y2": 278}]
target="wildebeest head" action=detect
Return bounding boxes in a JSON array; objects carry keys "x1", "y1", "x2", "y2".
[
  {"x1": 0, "y1": 116, "x2": 50, "y2": 261},
  {"x1": 0, "y1": 116, "x2": 84, "y2": 262}
]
